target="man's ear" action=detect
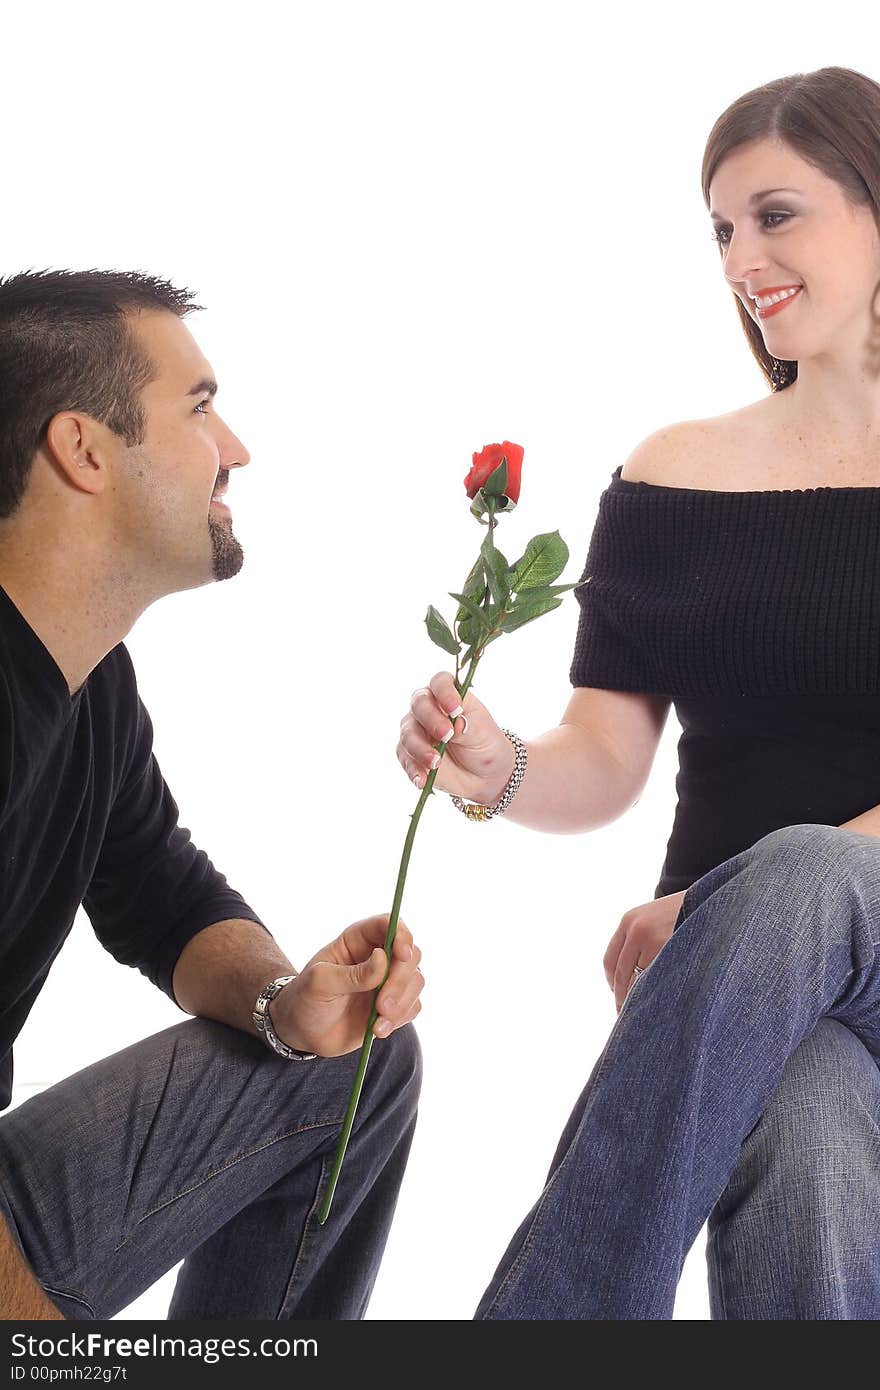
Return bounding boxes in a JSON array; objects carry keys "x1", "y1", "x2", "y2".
[{"x1": 43, "y1": 412, "x2": 108, "y2": 498}]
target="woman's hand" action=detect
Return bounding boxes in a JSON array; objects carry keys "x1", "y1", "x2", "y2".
[
  {"x1": 603, "y1": 889, "x2": 687, "y2": 1013},
  {"x1": 397, "y1": 670, "x2": 515, "y2": 806}
]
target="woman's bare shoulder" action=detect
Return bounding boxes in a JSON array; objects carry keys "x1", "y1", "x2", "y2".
[{"x1": 619, "y1": 404, "x2": 765, "y2": 487}]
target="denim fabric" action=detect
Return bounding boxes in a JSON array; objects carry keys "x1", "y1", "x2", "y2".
[
  {"x1": 706, "y1": 1016, "x2": 880, "y2": 1318},
  {"x1": 475, "y1": 823, "x2": 880, "y2": 1320},
  {"x1": 0, "y1": 1016, "x2": 421, "y2": 1320}
]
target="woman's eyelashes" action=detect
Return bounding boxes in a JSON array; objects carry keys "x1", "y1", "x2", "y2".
[{"x1": 710, "y1": 211, "x2": 792, "y2": 246}]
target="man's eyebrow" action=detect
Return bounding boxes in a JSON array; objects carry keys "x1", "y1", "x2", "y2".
[
  {"x1": 186, "y1": 378, "x2": 219, "y2": 397},
  {"x1": 709, "y1": 188, "x2": 802, "y2": 223}
]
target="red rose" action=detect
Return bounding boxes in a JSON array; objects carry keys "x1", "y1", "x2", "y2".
[{"x1": 464, "y1": 441, "x2": 523, "y2": 505}]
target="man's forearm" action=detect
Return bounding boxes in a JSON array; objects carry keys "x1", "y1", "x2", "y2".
[
  {"x1": 171, "y1": 919, "x2": 298, "y2": 1041},
  {"x1": 1, "y1": 1211, "x2": 65, "y2": 1319}
]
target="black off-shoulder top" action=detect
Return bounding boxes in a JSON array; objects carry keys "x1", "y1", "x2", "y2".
[{"x1": 569, "y1": 464, "x2": 880, "y2": 898}]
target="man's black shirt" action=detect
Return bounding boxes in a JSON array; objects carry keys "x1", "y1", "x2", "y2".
[{"x1": 0, "y1": 584, "x2": 269, "y2": 1111}]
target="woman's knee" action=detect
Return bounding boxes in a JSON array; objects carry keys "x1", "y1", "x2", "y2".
[{"x1": 749, "y1": 821, "x2": 880, "y2": 900}]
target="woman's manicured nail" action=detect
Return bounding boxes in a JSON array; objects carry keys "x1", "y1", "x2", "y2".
[
  {"x1": 430, "y1": 752, "x2": 440, "y2": 768},
  {"x1": 375, "y1": 1018, "x2": 391, "y2": 1037},
  {"x1": 448, "y1": 703, "x2": 463, "y2": 718}
]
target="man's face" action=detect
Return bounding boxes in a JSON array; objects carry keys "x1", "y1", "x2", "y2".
[{"x1": 112, "y1": 309, "x2": 251, "y2": 591}]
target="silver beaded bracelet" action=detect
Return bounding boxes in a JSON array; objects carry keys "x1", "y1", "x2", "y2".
[{"x1": 450, "y1": 729, "x2": 528, "y2": 822}]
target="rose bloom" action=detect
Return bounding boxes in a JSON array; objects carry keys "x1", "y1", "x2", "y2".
[{"x1": 464, "y1": 441, "x2": 523, "y2": 505}]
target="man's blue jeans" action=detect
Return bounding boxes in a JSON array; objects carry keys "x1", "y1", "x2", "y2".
[
  {"x1": 476, "y1": 823, "x2": 880, "y2": 1320},
  {"x1": 0, "y1": 1017, "x2": 421, "y2": 1319}
]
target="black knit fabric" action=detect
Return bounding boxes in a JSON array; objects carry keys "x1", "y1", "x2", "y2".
[
  {"x1": 570, "y1": 465, "x2": 880, "y2": 898},
  {"x1": 0, "y1": 585, "x2": 270, "y2": 1112}
]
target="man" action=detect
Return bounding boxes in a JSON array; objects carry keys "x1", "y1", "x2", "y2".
[{"x1": 0, "y1": 268, "x2": 423, "y2": 1321}]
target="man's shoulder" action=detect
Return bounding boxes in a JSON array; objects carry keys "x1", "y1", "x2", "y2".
[
  {"x1": 88, "y1": 642, "x2": 145, "y2": 765},
  {"x1": 90, "y1": 640, "x2": 137, "y2": 698}
]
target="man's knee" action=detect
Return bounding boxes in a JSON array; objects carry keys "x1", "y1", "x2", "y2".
[
  {"x1": 187, "y1": 1014, "x2": 422, "y2": 1150},
  {"x1": 366, "y1": 1022, "x2": 423, "y2": 1119}
]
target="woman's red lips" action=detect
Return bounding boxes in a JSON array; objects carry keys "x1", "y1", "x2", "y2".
[{"x1": 755, "y1": 286, "x2": 803, "y2": 319}]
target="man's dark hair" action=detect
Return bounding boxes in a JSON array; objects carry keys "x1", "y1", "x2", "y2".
[{"x1": 0, "y1": 268, "x2": 204, "y2": 518}]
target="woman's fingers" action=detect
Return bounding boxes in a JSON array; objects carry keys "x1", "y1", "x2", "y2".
[
  {"x1": 397, "y1": 673, "x2": 468, "y2": 792},
  {"x1": 614, "y1": 940, "x2": 644, "y2": 1012}
]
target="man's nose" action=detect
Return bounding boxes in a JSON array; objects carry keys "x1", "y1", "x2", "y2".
[{"x1": 219, "y1": 418, "x2": 251, "y2": 469}]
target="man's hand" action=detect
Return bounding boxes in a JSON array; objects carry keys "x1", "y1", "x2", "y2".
[
  {"x1": 603, "y1": 889, "x2": 686, "y2": 1014},
  {"x1": 268, "y1": 914, "x2": 424, "y2": 1057}
]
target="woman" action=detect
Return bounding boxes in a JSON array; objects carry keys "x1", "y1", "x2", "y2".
[{"x1": 398, "y1": 65, "x2": 880, "y2": 1320}]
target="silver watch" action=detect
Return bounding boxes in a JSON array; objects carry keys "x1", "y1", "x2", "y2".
[{"x1": 252, "y1": 974, "x2": 317, "y2": 1061}]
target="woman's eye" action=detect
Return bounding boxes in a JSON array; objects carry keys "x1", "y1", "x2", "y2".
[
  {"x1": 194, "y1": 398, "x2": 211, "y2": 415},
  {"x1": 710, "y1": 211, "x2": 790, "y2": 245}
]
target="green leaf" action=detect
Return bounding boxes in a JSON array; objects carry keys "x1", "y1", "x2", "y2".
[
  {"x1": 480, "y1": 536, "x2": 511, "y2": 607},
  {"x1": 449, "y1": 589, "x2": 488, "y2": 628},
  {"x1": 455, "y1": 559, "x2": 488, "y2": 647},
  {"x1": 510, "y1": 580, "x2": 580, "y2": 603},
  {"x1": 469, "y1": 490, "x2": 489, "y2": 521},
  {"x1": 458, "y1": 613, "x2": 477, "y2": 646},
  {"x1": 482, "y1": 456, "x2": 508, "y2": 498},
  {"x1": 499, "y1": 595, "x2": 564, "y2": 633},
  {"x1": 462, "y1": 555, "x2": 487, "y2": 602},
  {"x1": 449, "y1": 591, "x2": 502, "y2": 632},
  {"x1": 425, "y1": 605, "x2": 461, "y2": 655},
  {"x1": 510, "y1": 532, "x2": 570, "y2": 592}
]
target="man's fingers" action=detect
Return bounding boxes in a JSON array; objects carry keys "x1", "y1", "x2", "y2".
[
  {"x1": 314, "y1": 947, "x2": 387, "y2": 996},
  {"x1": 352, "y1": 915, "x2": 413, "y2": 960},
  {"x1": 375, "y1": 993, "x2": 423, "y2": 1038},
  {"x1": 392, "y1": 923, "x2": 414, "y2": 960},
  {"x1": 376, "y1": 958, "x2": 424, "y2": 1026}
]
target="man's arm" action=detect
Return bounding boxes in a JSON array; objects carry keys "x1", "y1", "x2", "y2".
[
  {"x1": 172, "y1": 912, "x2": 425, "y2": 1058},
  {"x1": 171, "y1": 917, "x2": 298, "y2": 1041},
  {"x1": 0, "y1": 1214, "x2": 65, "y2": 1320},
  {"x1": 83, "y1": 665, "x2": 275, "y2": 1008}
]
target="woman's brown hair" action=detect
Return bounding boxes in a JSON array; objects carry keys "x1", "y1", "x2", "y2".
[{"x1": 701, "y1": 65, "x2": 880, "y2": 392}]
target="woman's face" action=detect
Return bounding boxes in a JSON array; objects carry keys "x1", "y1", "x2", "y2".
[{"x1": 708, "y1": 137, "x2": 880, "y2": 370}]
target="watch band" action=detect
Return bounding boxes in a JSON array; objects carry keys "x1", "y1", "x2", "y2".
[{"x1": 252, "y1": 974, "x2": 318, "y2": 1061}]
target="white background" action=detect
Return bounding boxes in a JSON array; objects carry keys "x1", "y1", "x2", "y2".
[{"x1": 2, "y1": 0, "x2": 877, "y2": 1322}]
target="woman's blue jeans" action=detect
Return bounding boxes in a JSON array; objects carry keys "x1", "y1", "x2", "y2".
[
  {"x1": 0, "y1": 1016, "x2": 421, "y2": 1319},
  {"x1": 475, "y1": 822, "x2": 880, "y2": 1320}
]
